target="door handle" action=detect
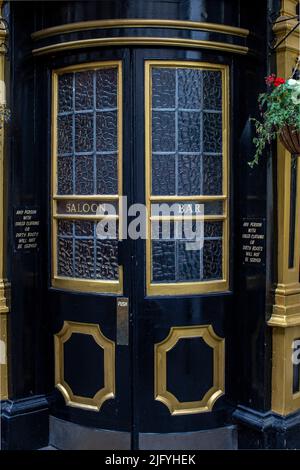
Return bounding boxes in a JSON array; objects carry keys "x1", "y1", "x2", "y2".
[{"x1": 116, "y1": 297, "x2": 129, "y2": 345}]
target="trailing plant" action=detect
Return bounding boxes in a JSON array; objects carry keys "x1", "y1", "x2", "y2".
[
  {"x1": 250, "y1": 73, "x2": 300, "y2": 167},
  {"x1": 0, "y1": 103, "x2": 10, "y2": 128}
]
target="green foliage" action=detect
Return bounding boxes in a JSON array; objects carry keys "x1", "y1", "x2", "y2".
[
  {"x1": 250, "y1": 82, "x2": 300, "y2": 167},
  {"x1": 0, "y1": 104, "x2": 10, "y2": 128}
]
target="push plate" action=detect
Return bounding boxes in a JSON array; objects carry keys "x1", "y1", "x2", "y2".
[{"x1": 116, "y1": 297, "x2": 129, "y2": 345}]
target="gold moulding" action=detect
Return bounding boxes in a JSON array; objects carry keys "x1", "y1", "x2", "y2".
[
  {"x1": 154, "y1": 325, "x2": 225, "y2": 415},
  {"x1": 31, "y1": 19, "x2": 250, "y2": 41},
  {"x1": 32, "y1": 37, "x2": 249, "y2": 57},
  {"x1": 54, "y1": 321, "x2": 115, "y2": 411}
]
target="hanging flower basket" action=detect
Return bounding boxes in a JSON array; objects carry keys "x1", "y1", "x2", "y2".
[
  {"x1": 250, "y1": 74, "x2": 300, "y2": 167},
  {"x1": 280, "y1": 125, "x2": 300, "y2": 156}
]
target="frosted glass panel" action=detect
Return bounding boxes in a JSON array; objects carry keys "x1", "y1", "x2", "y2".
[
  {"x1": 56, "y1": 66, "x2": 120, "y2": 282},
  {"x1": 151, "y1": 67, "x2": 223, "y2": 197}
]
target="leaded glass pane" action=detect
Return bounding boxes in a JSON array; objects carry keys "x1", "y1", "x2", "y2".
[
  {"x1": 57, "y1": 156, "x2": 73, "y2": 195},
  {"x1": 204, "y1": 221, "x2": 223, "y2": 238},
  {"x1": 58, "y1": 73, "x2": 73, "y2": 113},
  {"x1": 152, "y1": 154, "x2": 176, "y2": 195},
  {"x1": 178, "y1": 154, "x2": 202, "y2": 195},
  {"x1": 178, "y1": 68, "x2": 202, "y2": 109},
  {"x1": 178, "y1": 111, "x2": 201, "y2": 153},
  {"x1": 58, "y1": 220, "x2": 73, "y2": 236},
  {"x1": 75, "y1": 155, "x2": 94, "y2": 195},
  {"x1": 74, "y1": 221, "x2": 94, "y2": 237},
  {"x1": 203, "y1": 154, "x2": 222, "y2": 195},
  {"x1": 96, "y1": 111, "x2": 117, "y2": 152},
  {"x1": 203, "y1": 112, "x2": 222, "y2": 153},
  {"x1": 75, "y1": 113, "x2": 94, "y2": 152},
  {"x1": 96, "y1": 240, "x2": 118, "y2": 280},
  {"x1": 203, "y1": 71, "x2": 222, "y2": 110},
  {"x1": 74, "y1": 239, "x2": 95, "y2": 278},
  {"x1": 96, "y1": 154, "x2": 118, "y2": 195},
  {"x1": 177, "y1": 241, "x2": 201, "y2": 281},
  {"x1": 152, "y1": 68, "x2": 176, "y2": 108},
  {"x1": 203, "y1": 239, "x2": 222, "y2": 280},
  {"x1": 204, "y1": 201, "x2": 223, "y2": 215},
  {"x1": 152, "y1": 111, "x2": 175, "y2": 152},
  {"x1": 96, "y1": 68, "x2": 117, "y2": 109},
  {"x1": 152, "y1": 241, "x2": 176, "y2": 282},
  {"x1": 57, "y1": 238, "x2": 73, "y2": 276},
  {"x1": 75, "y1": 71, "x2": 94, "y2": 110},
  {"x1": 57, "y1": 115, "x2": 73, "y2": 154}
]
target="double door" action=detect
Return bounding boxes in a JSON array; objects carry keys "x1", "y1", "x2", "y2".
[{"x1": 49, "y1": 47, "x2": 231, "y2": 449}]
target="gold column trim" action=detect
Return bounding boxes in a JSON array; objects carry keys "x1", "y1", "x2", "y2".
[
  {"x1": 273, "y1": 20, "x2": 300, "y2": 53},
  {"x1": 269, "y1": 0, "x2": 300, "y2": 416},
  {"x1": 31, "y1": 19, "x2": 249, "y2": 41},
  {"x1": 32, "y1": 37, "x2": 249, "y2": 57},
  {"x1": 268, "y1": 287, "x2": 300, "y2": 327},
  {"x1": 154, "y1": 325, "x2": 225, "y2": 415},
  {"x1": 267, "y1": 0, "x2": 300, "y2": 328},
  {"x1": 54, "y1": 321, "x2": 115, "y2": 412},
  {"x1": 272, "y1": 326, "x2": 300, "y2": 415},
  {"x1": 0, "y1": 0, "x2": 9, "y2": 401},
  {"x1": 279, "y1": 0, "x2": 299, "y2": 16}
]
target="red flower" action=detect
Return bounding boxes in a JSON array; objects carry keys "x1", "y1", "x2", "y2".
[
  {"x1": 265, "y1": 74, "x2": 275, "y2": 86},
  {"x1": 265, "y1": 74, "x2": 285, "y2": 87},
  {"x1": 273, "y1": 77, "x2": 285, "y2": 87}
]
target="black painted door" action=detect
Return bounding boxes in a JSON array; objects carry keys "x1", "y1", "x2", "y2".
[
  {"x1": 50, "y1": 47, "x2": 232, "y2": 448},
  {"x1": 50, "y1": 50, "x2": 134, "y2": 440},
  {"x1": 132, "y1": 49, "x2": 232, "y2": 448}
]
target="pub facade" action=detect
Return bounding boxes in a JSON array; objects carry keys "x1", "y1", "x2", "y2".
[{"x1": 1, "y1": 0, "x2": 300, "y2": 450}]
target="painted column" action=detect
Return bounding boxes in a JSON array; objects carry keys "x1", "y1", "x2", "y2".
[
  {"x1": 268, "y1": 0, "x2": 300, "y2": 414},
  {"x1": 0, "y1": 0, "x2": 9, "y2": 401}
]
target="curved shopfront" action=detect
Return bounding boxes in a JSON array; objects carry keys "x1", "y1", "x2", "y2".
[{"x1": 4, "y1": 0, "x2": 298, "y2": 450}]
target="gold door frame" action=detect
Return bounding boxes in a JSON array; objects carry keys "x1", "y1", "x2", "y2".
[
  {"x1": 145, "y1": 61, "x2": 230, "y2": 296},
  {"x1": 51, "y1": 61, "x2": 123, "y2": 293}
]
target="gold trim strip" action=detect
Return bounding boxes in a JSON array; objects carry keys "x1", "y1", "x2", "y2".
[
  {"x1": 147, "y1": 280, "x2": 228, "y2": 296},
  {"x1": 53, "y1": 194, "x2": 119, "y2": 201},
  {"x1": 53, "y1": 214, "x2": 119, "y2": 221},
  {"x1": 154, "y1": 325, "x2": 225, "y2": 415},
  {"x1": 54, "y1": 321, "x2": 115, "y2": 411},
  {"x1": 267, "y1": 312, "x2": 300, "y2": 328},
  {"x1": 52, "y1": 276, "x2": 122, "y2": 294},
  {"x1": 150, "y1": 195, "x2": 227, "y2": 202},
  {"x1": 51, "y1": 61, "x2": 123, "y2": 294},
  {"x1": 31, "y1": 19, "x2": 250, "y2": 41},
  {"x1": 150, "y1": 215, "x2": 226, "y2": 221},
  {"x1": 32, "y1": 37, "x2": 249, "y2": 57}
]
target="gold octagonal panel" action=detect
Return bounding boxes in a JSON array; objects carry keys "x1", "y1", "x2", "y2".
[
  {"x1": 154, "y1": 325, "x2": 225, "y2": 415},
  {"x1": 54, "y1": 321, "x2": 115, "y2": 412}
]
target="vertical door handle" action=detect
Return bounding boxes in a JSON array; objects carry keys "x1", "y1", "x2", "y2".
[{"x1": 116, "y1": 297, "x2": 129, "y2": 345}]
